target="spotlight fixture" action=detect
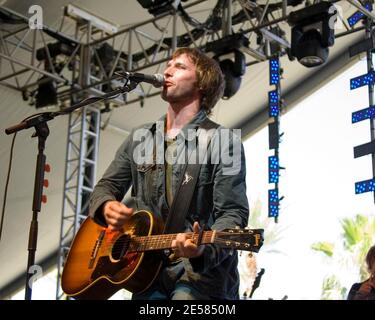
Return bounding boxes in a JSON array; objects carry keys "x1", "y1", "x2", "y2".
[
  {"x1": 287, "y1": 0, "x2": 304, "y2": 6},
  {"x1": 288, "y1": 2, "x2": 336, "y2": 68},
  {"x1": 206, "y1": 34, "x2": 247, "y2": 99},
  {"x1": 35, "y1": 76, "x2": 58, "y2": 109},
  {"x1": 36, "y1": 41, "x2": 75, "y2": 61},
  {"x1": 217, "y1": 50, "x2": 246, "y2": 99},
  {"x1": 137, "y1": 0, "x2": 182, "y2": 16},
  {"x1": 96, "y1": 42, "x2": 115, "y2": 73}
]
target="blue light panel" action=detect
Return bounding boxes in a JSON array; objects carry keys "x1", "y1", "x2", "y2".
[
  {"x1": 347, "y1": 2, "x2": 373, "y2": 27},
  {"x1": 352, "y1": 106, "x2": 375, "y2": 123},
  {"x1": 355, "y1": 178, "x2": 375, "y2": 194},
  {"x1": 268, "y1": 90, "x2": 279, "y2": 117},
  {"x1": 268, "y1": 189, "x2": 279, "y2": 217},
  {"x1": 350, "y1": 72, "x2": 375, "y2": 90},
  {"x1": 269, "y1": 58, "x2": 280, "y2": 85},
  {"x1": 269, "y1": 155, "x2": 279, "y2": 183}
]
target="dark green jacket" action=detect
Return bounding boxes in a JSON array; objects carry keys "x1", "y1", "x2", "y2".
[{"x1": 89, "y1": 109, "x2": 249, "y2": 299}]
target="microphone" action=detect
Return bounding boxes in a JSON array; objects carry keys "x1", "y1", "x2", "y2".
[{"x1": 116, "y1": 72, "x2": 164, "y2": 88}]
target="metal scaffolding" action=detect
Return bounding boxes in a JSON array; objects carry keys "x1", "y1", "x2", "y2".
[
  {"x1": 56, "y1": 106, "x2": 101, "y2": 299},
  {"x1": 0, "y1": 0, "x2": 293, "y2": 108}
]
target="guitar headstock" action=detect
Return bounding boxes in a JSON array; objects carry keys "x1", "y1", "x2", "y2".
[{"x1": 216, "y1": 228, "x2": 264, "y2": 252}]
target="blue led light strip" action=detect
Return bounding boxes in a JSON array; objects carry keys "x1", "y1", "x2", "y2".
[
  {"x1": 269, "y1": 58, "x2": 280, "y2": 85},
  {"x1": 269, "y1": 156, "x2": 279, "y2": 183},
  {"x1": 350, "y1": 71, "x2": 375, "y2": 90},
  {"x1": 347, "y1": 2, "x2": 373, "y2": 27},
  {"x1": 355, "y1": 178, "x2": 375, "y2": 194},
  {"x1": 268, "y1": 189, "x2": 279, "y2": 217},
  {"x1": 268, "y1": 90, "x2": 279, "y2": 117},
  {"x1": 352, "y1": 105, "x2": 375, "y2": 123}
]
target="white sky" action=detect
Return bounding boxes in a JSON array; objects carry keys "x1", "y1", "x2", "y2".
[{"x1": 11, "y1": 59, "x2": 375, "y2": 300}]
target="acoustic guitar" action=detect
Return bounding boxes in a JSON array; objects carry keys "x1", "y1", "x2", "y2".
[{"x1": 61, "y1": 210, "x2": 264, "y2": 299}]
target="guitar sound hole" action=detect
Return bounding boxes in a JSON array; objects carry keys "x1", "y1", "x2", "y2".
[{"x1": 111, "y1": 234, "x2": 130, "y2": 261}]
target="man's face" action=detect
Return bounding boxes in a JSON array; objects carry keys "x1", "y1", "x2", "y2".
[{"x1": 161, "y1": 53, "x2": 201, "y2": 104}]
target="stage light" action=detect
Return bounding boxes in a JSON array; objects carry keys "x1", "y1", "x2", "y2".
[
  {"x1": 347, "y1": 1, "x2": 373, "y2": 27},
  {"x1": 267, "y1": 56, "x2": 283, "y2": 221},
  {"x1": 287, "y1": 0, "x2": 304, "y2": 6},
  {"x1": 218, "y1": 50, "x2": 246, "y2": 99},
  {"x1": 288, "y1": 2, "x2": 336, "y2": 67},
  {"x1": 350, "y1": 71, "x2": 375, "y2": 90},
  {"x1": 206, "y1": 34, "x2": 248, "y2": 99},
  {"x1": 355, "y1": 178, "x2": 375, "y2": 194},
  {"x1": 268, "y1": 90, "x2": 279, "y2": 117},
  {"x1": 212, "y1": 49, "x2": 246, "y2": 100},
  {"x1": 36, "y1": 41, "x2": 75, "y2": 61},
  {"x1": 35, "y1": 76, "x2": 58, "y2": 108},
  {"x1": 269, "y1": 58, "x2": 280, "y2": 85},
  {"x1": 352, "y1": 106, "x2": 375, "y2": 123},
  {"x1": 268, "y1": 189, "x2": 279, "y2": 218},
  {"x1": 219, "y1": 59, "x2": 241, "y2": 99},
  {"x1": 269, "y1": 155, "x2": 279, "y2": 183},
  {"x1": 137, "y1": 0, "x2": 180, "y2": 16},
  {"x1": 96, "y1": 42, "x2": 115, "y2": 73}
]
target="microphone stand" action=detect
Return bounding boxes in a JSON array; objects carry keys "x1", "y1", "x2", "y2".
[{"x1": 4, "y1": 80, "x2": 137, "y2": 300}]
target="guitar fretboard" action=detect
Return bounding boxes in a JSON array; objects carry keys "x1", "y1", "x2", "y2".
[{"x1": 128, "y1": 231, "x2": 216, "y2": 252}]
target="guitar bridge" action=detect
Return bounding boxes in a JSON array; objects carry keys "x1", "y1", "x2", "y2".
[{"x1": 89, "y1": 230, "x2": 105, "y2": 269}]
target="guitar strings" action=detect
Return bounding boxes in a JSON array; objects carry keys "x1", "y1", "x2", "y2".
[
  {"x1": 97, "y1": 231, "x2": 251, "y2": 249},
  {"x1": 98, "y1": 232, "x2": 213, "y2": 252},
  {"x1": 93, "y1": 231, "x2": 254, "y2": 253}
]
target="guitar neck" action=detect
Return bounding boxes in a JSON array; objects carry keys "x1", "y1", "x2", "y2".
[{"x1": 129, "y1": 231, "x2": 216, "y2": 252}]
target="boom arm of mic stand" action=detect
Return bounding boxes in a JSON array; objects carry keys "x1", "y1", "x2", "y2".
[{"x1": 56, "y1": 81, "x2": 137, "y2": 116}]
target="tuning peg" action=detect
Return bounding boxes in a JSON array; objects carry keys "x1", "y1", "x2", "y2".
[
  {"x1": 44, "y1": 164, "x2": 51, "y2": 172},
  {"x1": 43, "y1": 179, "x2": 49, "y2": 188}
]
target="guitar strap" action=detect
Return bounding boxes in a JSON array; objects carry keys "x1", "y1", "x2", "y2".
[{"x1": 163, "y1": 117, "x2": 219, "y2": 234}]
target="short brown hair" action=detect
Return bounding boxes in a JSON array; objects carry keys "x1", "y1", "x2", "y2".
[
  {"x1": 366, "y1": 244, "x2": 375, "y2": 272},
  {"x1": 172, "y1": 47, "x2": 224, "y2": 115}
]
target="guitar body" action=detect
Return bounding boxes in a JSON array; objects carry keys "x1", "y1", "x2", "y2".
[
  {"x1": 61, "y1": 210, "x2": 164, "y2": 300},
  {"x1": 61, "y1": 209, "x2": 264, "y2": 300}
]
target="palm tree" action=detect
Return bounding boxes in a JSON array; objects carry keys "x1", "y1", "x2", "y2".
[
  {"x1": 311, "y1": 214, "x2": 375, "y2": 299},
  {"x1": 238, "y1": 198, "x2": 286, "y2": 298}
]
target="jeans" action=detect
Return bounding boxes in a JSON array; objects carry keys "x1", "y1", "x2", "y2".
[
  {"x1": 132, "y1": 262, "x2": 210, "y2": 300},
  {"x1": 132, "y1": 283, "x2": 209, "y2": 300}
]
